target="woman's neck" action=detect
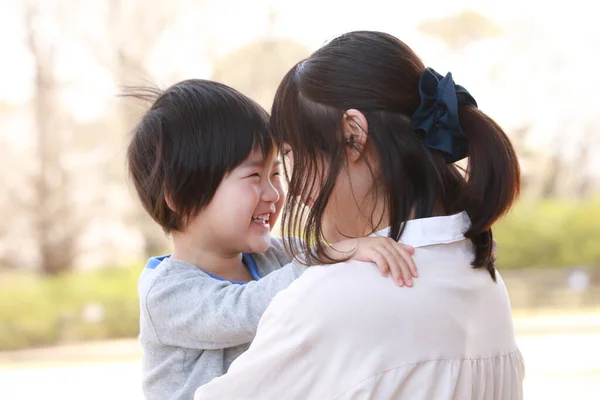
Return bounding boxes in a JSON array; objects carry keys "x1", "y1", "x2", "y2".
[
  {"x1": 325, "y1": 196, "x2": 391, "y2": 243},
  {"x1": 343, "y1": 201, "x2": 448, "y2": 241}
]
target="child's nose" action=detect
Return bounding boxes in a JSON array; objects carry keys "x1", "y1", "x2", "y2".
[{"x1": 262, "y1": 181, "x2": 280, "y2": 203}]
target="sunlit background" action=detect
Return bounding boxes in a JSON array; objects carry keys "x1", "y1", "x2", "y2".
[{"x1": 0, "y1": 0, "x2": 599, "y2": 399}]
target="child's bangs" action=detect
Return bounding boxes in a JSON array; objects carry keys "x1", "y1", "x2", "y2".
[
  {"x1": 223, "y1": 103, "x2": 273, "y2": 172},
  {"x1": 249, "y1": 122, "x2": 274, "y2": 158}
]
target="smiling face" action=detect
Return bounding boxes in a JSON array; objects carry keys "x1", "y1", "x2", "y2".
[{"x1": 184, "y1": 146, "x2": 285, "y2": 256}]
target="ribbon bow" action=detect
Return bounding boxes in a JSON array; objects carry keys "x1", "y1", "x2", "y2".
[{"x1": 410, "y1": 68, "x2": 477, "y2": 163}]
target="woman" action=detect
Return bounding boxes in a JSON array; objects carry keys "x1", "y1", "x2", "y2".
[{"x1": 195, "y1": 31, "x2": 524, "y2": 400}]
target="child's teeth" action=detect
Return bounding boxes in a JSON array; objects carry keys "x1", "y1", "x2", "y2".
[{"x1": 253, "y1": 214, "x2": 269, "y2": 223}]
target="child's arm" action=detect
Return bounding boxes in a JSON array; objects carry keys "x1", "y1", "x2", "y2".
[
  {"x1": 144, "y1": 237, "x2": 415, "y2": 350},
  {"x1": 144, "y1": 261, "x2": 305, "y2": 350}
]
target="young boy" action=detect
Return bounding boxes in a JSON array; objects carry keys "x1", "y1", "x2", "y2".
[{"x1": 126, "y1": 79, "x2": 416, "y2": 400}]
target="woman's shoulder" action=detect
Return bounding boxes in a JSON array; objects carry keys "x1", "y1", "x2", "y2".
[
  {"x1": 301, "y1": 260, "x2": 380, "y2": 286},
  {"x1": 271, "y1": 260, "x2": 402, "y2": 323}
]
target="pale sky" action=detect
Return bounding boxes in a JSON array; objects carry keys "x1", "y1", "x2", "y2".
[
  {"x1": 0, "y1": 0, "x2": 594, "y2": 104},
  {"x1": 0, "y1": 0, "x2": 597, "y2": 169}
]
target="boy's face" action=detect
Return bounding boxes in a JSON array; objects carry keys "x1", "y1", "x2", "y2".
[{"x1": 188, "y1": 147, "x2": 285, "y2": 255}]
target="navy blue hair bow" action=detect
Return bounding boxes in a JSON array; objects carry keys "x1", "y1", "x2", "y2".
[{"x1": 410, "y1": 68, "x2": 477, "y2": 164}]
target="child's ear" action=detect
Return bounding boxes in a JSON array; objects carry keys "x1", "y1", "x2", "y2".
[
  {"x1": 164, "y1": 191, "x2": 177, "y2": 212},
  {"x1": 343, "y1": 109, "x2": 368, "y2": 163}
]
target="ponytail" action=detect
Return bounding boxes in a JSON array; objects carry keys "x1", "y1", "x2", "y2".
[
  {"x1": 410, "y1": 67, "x2": 521, "y2": 279},
  {"x1": 459, "y1": 106, "x2": 520, "y2": 279}
]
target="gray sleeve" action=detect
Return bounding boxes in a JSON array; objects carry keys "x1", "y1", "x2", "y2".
[
  {"x1": 145, "y1": 262, "x2": 307, "y2": 350},
  {"x1": 254, "y1": 236, "x2": 300, "y2": 276}
]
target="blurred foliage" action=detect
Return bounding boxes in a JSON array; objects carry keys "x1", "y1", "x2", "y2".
[
  {"x1": 0, "y1": 266, "x2": 140, "y2": 351},
  {"x1": 0, "y1": 198, "x2": 599, "y2": 351},
  {"x1": 494, "y1": 198, "x2": 600, "y2": 269}
]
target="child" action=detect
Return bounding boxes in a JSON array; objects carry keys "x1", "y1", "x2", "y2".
[{"x1": 125, "y1": 79, "x2": 416, "y2": 400}]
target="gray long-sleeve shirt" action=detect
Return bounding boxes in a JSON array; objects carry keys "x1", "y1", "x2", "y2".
[{"x1": 138, "y1": 236, "x2": 306, "y2": 400}]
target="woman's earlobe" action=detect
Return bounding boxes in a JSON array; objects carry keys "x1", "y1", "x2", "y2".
[{"x1": 345, "y1": 137, "x2": 363, "y2": 163}]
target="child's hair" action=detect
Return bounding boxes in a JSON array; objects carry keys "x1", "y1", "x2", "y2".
[
  {"x1": 125, "y1": 79, "x2": 272, "y2": 232},
  {"x1": 271, "y1": 31, "x2": 520, "y2": 280}
]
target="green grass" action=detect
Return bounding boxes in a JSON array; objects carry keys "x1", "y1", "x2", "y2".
[
  {"x1": 0, "y1": 266, "x2": 140, "y2": 351},
  {"x1": 494, "y1": 198, "x2": 600, "y2": 269}
]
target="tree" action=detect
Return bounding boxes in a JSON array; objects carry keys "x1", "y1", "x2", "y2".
[{"x1": 21, "y1": 0, "x2": 82, "y2": 274}]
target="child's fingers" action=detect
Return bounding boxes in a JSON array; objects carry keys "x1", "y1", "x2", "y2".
[
  {"x1": 400, "y1": 243, "x2": 415, "y2": 255},
  {"x1": 377, "y1": 245, "x2": 410, "y2": 287},
  {"x1": 389, "y1": 242, "x2": 418, "y2": 279},
  {"x1": 371, "y1": 251, "x2": 393, "y2": 281},
  {"x1": 373, "y1": 247, "x2": 403, "y2": 285}
]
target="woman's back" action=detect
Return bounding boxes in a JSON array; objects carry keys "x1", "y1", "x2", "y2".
[{"x1": 194, "y1": 213, "x2": 525, "y2": 399}]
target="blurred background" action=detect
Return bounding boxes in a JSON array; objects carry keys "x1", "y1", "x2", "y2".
[{"x1": 0, "y1": 0, "x2": 598, "y2": 398}]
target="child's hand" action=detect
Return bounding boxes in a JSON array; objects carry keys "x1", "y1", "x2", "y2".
[{"x1": 327, "y1": 237, "x2": 417, "y2": 287}]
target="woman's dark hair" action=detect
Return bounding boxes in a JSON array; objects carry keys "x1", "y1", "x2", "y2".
[
  {"x1": 271, "y1": 31, "x2": 520, "y2": 279},
  {"x1": 125, "y1": 79, "x2": 271, "y2": 232}
]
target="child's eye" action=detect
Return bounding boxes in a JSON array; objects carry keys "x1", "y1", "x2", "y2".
[{"x1": 247, "y1": 173, "x2": 260, "y2": 179}]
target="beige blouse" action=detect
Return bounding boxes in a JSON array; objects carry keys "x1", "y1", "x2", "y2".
[{"x1": 195, "y1": 212, "x2": 525, "y2": 399}]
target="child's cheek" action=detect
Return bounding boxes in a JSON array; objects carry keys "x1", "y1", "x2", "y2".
[{"x1": 272, "y1": 183, "x2": 285, "y2": 227}]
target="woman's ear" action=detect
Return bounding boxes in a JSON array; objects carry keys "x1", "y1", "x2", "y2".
[{"x1": 343, "y1": 109, "x2": 368, "y2": 163}]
